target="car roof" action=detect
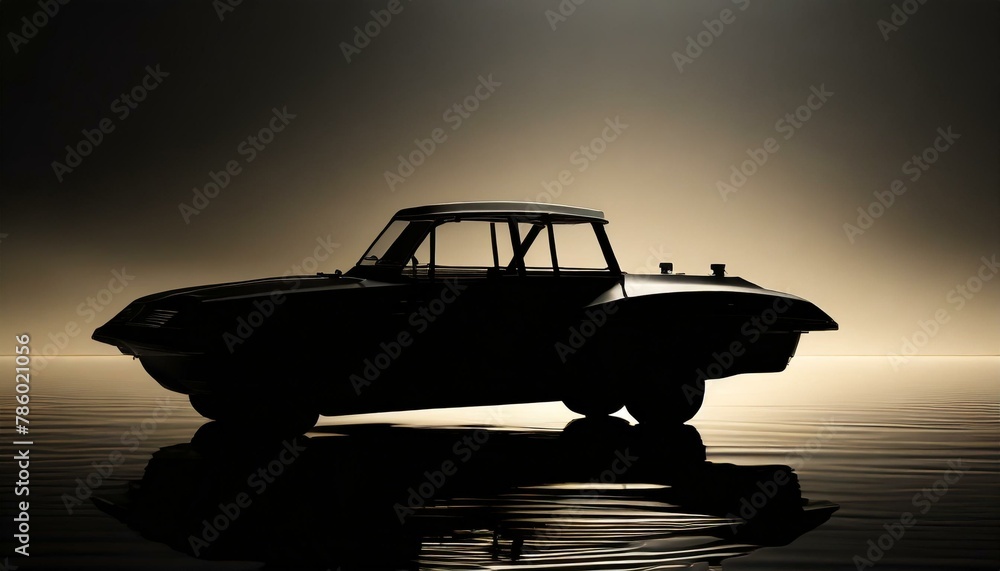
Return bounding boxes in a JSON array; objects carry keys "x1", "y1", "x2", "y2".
[{"x1": 392, "y1": 201, "x2": 607, "y2": 223}]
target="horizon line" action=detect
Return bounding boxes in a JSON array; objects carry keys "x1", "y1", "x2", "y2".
[{"x1": 1, "y1": 354, "x2": 998, "y2": 358}]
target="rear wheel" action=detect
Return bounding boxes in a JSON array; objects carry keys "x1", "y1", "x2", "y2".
[
  {"x1": 562, "y1": 396, "x2": 624, "y2": 417},
  {"x1": 625, "y1": 377, "x2": 705, "y2": 425}
]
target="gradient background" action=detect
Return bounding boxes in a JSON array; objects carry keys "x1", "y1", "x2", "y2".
[{"x1": 1, "y1": 0, "x2": 997, "y2": 357}]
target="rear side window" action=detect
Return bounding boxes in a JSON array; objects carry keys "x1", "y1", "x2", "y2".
[
  {"x1": 552, "y1": 223, "x2": 608, "y2": 270},
  {"x1": 517, "y1": 222, "x2": 552, "y2": 270}
]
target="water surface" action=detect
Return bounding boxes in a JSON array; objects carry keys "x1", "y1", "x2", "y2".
[{"x1": 1, "y1": 356, "x2": 997, "y2": 569}]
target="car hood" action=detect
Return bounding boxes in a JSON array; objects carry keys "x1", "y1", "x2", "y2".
[{"x1": 131, "y1": 274, "x2": 392, "y2": 304}]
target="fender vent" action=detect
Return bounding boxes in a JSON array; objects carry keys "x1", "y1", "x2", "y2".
[{"x1": 131, "y1": 308, "x2": 178, "y2": 328}]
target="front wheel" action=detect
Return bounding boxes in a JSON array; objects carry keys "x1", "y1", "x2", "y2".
[
  {"x1": 625, "y1": 378, "x2": 705, "y2": 425},
  {"x1": 189, "y1": 393, "x2": 232, "y2": 420},
  {"x1": 561, "y1": 344, "x2": 625, "y2": 418},
  {"x1": 189, "y1": 394, "x2": 319, "y2": 433}
]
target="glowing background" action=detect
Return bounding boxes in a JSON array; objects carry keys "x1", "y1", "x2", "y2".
[{"x1": 1, "y1": 0, "x2": 997, "y2": 356}]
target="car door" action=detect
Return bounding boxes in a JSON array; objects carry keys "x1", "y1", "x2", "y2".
[
  {"x1": 389, "y1": 218, "x2": 623, "y2": 408},
  {"x1": 491, "y1": 221, "x2": 622, "y2": 373}
]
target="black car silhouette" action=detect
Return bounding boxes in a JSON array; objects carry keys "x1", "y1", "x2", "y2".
[{"x1": 93, "y1": 201, "x2": 837, "y2": 428}]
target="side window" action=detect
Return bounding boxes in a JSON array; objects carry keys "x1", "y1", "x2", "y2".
[
  {"x1": 435, "y1": 222, "x2": 493, "y2": 267},
  {"x1": 552, "y1": 223, "x2": 609, "y2": 270},
  {"x1": 406, "y1": 220, "x2": 608, "y2": 275},
  {"x1": 412, "y1": 221, "x2": 515, "y2": 273},
  {"x1": 517, "y1": 222, "x2": 552, "y2": 270}
]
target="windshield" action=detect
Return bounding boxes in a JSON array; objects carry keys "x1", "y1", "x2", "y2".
[
  {"x1": 358, "y1": 220, "x2": 407, "y2": 265},
  {"x1": 358, "y1": 219, "x2": 433, "y2": 266}
]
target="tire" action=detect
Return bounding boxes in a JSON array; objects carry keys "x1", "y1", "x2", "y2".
[
  {"x1": 139, "y1": 357, "x2": 191, "y2": 393},
  {"x1": 561, "y1": 345, "x2": 624, "y2": 418},
  {"x1": 189, "y1": 394, "x2": 319, "y2": 433},
  {"x1": 562, "y1": 396, "x2": 624, "y2": 417},
  {"x1": 561, "y1": 372, "x2": 625, "y2": 417},
  {"x1": 625, "y1": 378, "x2": 705, "y2": 425},
  {"x1": 189, "y1": 393, "x2": 232, "y2": 421}
]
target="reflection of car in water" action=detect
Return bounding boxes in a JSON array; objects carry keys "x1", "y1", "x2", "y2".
[
  {"x1": 92, "y1": 202, "x2": 838, "y2": 428},
  {"x1": 94, "y1": 419, "x2": 838, "y2": 569}
]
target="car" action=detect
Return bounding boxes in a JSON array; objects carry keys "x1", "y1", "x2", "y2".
[{"x1": 93, "y1": 201, "x2": 837, "y2": 428}]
